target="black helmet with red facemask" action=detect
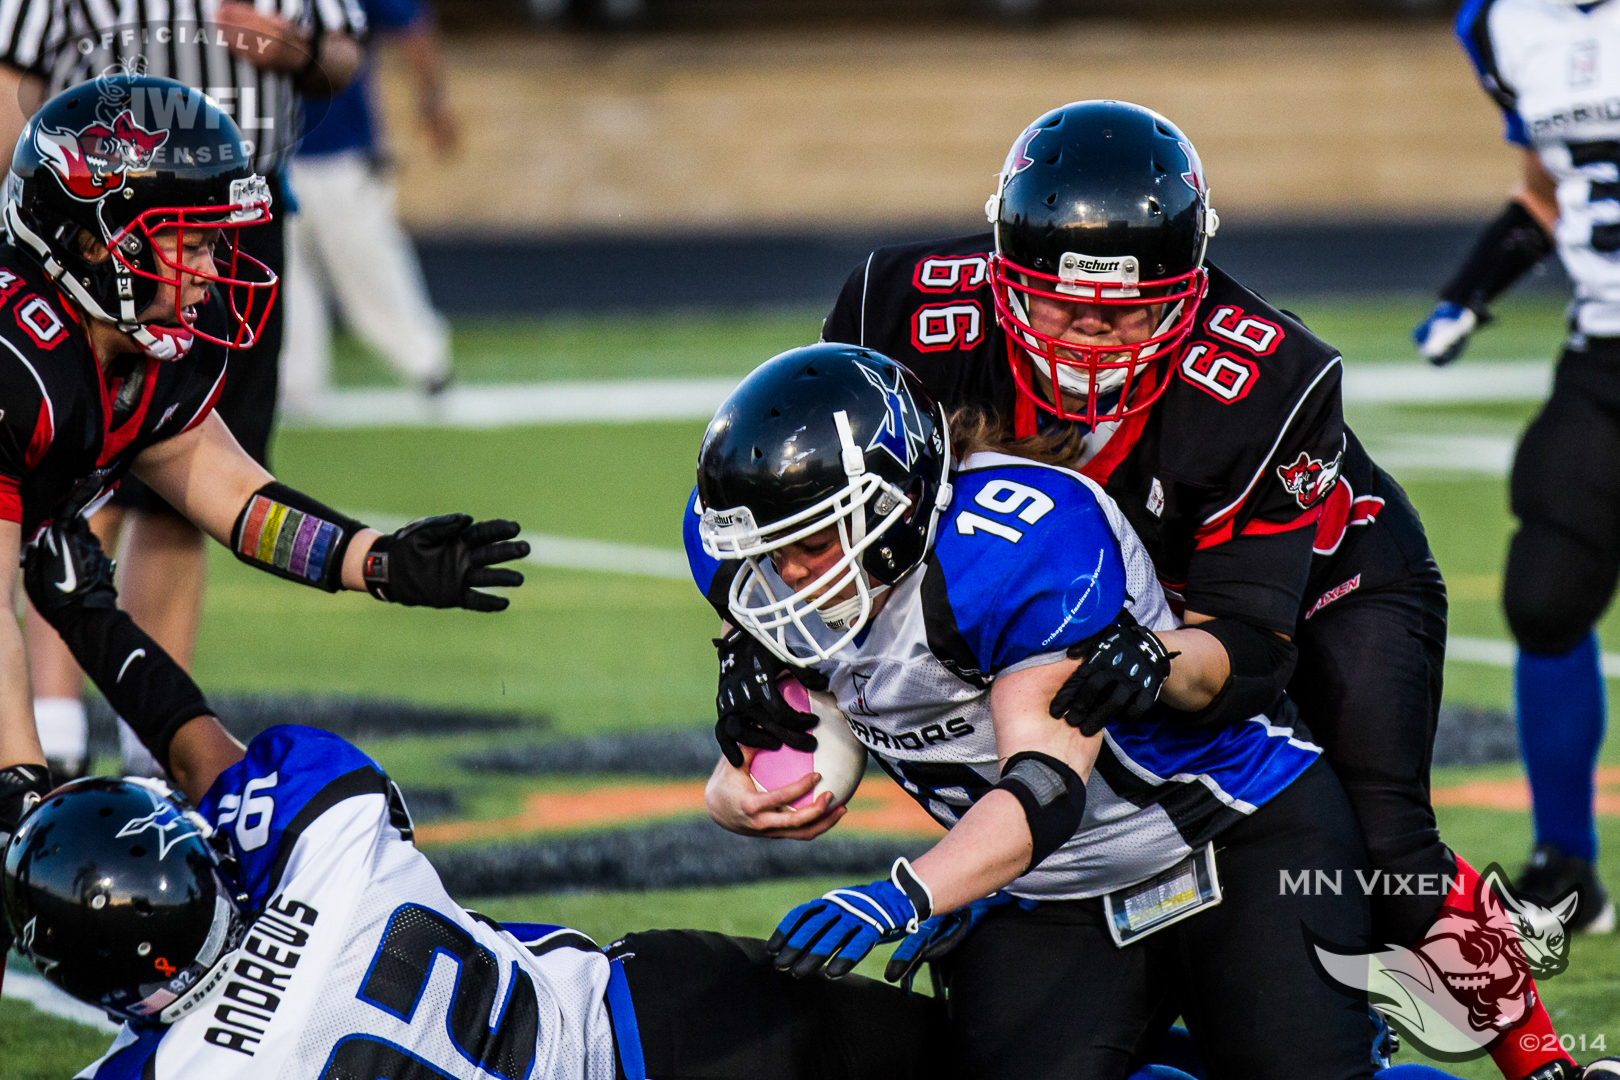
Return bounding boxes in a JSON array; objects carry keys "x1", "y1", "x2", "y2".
[
  {"x1": 987, "y1": 100, "x2": 1217, "y2": 427},
  {"x1": 4, "y1": 73, "x2": 277, "y2": 360}
]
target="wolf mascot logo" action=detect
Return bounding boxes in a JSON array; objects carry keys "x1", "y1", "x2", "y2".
[
  {"x1": 1276, "y1": 450, "x2": 1342, "y2": 510},
  {"x1": 35, "y1": 109, "x2": 169, "y2": 203},
  {"x1": 1313, "y1": 864, "x2": 1577, "y2": 1060}
]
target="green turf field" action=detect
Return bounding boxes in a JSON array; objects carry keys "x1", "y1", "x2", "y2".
[{"x1": 8, "y1": 292, "x2": 1619, "y2": 1079}]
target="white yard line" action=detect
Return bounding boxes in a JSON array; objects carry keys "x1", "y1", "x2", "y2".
[
  {"x1": 281, "y1": 377, "x2": 741, "y2": 429},
  {"x1": 1360, "y1": 434, "x2": 1517, "y2": 477},
  {"x1": 279, "y1": 361, "x2": 1553, "y2": 430},
  {"x1": 353, "y1": 513, "x2": 692, "y2": 581},
  {"x1": 1449, "y1": 635, "x2": 1620, "y2": 678},
  {"x1": 1340, "y1": 360, "x2": 1551, "y2": 405},
  {"x1": 2, "y1": 967, "x2": 121, "y2": 1033}
]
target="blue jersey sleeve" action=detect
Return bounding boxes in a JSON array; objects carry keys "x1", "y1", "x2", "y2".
[
  {"x1": 928, "y1": 463, "x2": 1126, "y2": 675},
  {"x1": 1456, "y1": 0, "x2": 1530, "y2": 146},
  {"x1": 197, "y1": 726, "x2": 392, "y2": 911},
  {"x1": 76, "y1": 1025, "x2": 162, "y2": 1079},
  {"x1": 685, "y1": 485, "x2": 740, "y2": 620}
]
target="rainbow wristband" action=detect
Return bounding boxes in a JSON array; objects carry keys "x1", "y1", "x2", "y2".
[{"x1": 231, "y1": 481, "x2": 366, "y2": 592}]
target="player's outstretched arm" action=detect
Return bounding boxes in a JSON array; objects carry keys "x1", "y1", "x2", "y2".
[
  {"x1": 133, "y1": 411, "x2": 529, "y2": 611},
  {"x1": 22, "y1": 515, "x2": 245, "y2": 801},
  {"x1": 1414, "y1": 147, "x2": 1557, "y2": 366}
]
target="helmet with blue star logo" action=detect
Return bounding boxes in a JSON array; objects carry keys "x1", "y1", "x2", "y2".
[
  {"x1": 696, "y1": 343, "x2": 952, "y2": 665},
  {"x1": 1, "y1": 776, "x2": 246, "y2": 1024}
]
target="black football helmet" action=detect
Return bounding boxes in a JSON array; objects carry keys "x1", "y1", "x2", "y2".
[
  {"x1": 986, "y1": 100, "x2": 1216, "y2": 427},
  {"x1": 5, "y1": 72, "x2": 277, "y2": 359},
  {"x1": 697, "y1": 343, "x2": 952, "y2": 664},
  {"x1": 1, "y1": 777, "x2": 246, "y2": 1024}
]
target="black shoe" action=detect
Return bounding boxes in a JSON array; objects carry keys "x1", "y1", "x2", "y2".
[
  {"x1": 1581, "y1": 1059, "x2": 1620, "y2": 1080},
  {"x1": 1514, "y1": 844, "x2": 1616, "y2": 934},
  {"x1": 1523, "y1": 1060, "x2": 1580, "y2": 1080},
  {"x1": 423, "y1": 372, "x2": 455, "y2": 398}
]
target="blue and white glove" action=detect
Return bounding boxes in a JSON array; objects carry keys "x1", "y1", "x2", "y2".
[
  {"x1": 766, "y1": 857, "x2": 933, "y2": 979},
  {"x1": 882, "y1": 890, "x2": 1036, "y2": 986},
  {"x1": 1413, "y1": 301, "x2": 1485, "y2": 367}
]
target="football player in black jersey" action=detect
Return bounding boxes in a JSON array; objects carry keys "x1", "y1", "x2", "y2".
[
  {"x1": 766, "y1": 100, "x2": 1570, "y2": 1080},
  {"x1": 0, "y1": 75, "x2": 529, "y2": 985}
]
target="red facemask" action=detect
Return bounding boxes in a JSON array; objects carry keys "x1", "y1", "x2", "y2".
[
  {"x1": 989, "y1": 252, "x2": 1207, "y2": 426},
  {"x1": 108, "y1": 201, "x2": 278, "y2": 352}
]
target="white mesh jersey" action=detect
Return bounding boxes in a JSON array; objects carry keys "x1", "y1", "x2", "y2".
[
  {"x1": 687, "y1": 452, "x2": 1321, "y2": 901},
  {"x1": 1465, "y1": 0, "x2": 1620, "y2": 335},
  {"x1": 78, "y1": 727, "x2": 618, "y2": 1080}
]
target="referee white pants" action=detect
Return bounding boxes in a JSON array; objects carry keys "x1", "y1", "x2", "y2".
[{"x1": 281, "y1": 150, "x2": 451, "y2": 409}]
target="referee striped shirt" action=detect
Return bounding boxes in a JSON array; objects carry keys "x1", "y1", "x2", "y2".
[{"x1": 0, "y1": 0, "x2": 367, "y2": 173}]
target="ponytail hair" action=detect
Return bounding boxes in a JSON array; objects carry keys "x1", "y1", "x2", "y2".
[{"x1": 948, "y1": 404, "x2": 1084, "y2": 469}]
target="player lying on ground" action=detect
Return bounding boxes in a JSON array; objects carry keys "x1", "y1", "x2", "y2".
[
  {"x1": 686, "y1": 343, "x2": 1377, "y2": 1080},
  {"x1": 0, "y1": 73, "x2": 529, "y2": 960},
  {"x1": 0, "y1": 517, "x2": 953, "y2": 1080}
]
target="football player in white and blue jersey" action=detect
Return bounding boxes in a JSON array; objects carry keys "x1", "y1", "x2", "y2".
[
  {"x1": 1416, "y1": 0, "x2": 1620, "y2": 943},
  {"x1": 0, "y1": 517, "x2": 951, "y2": 1079},
  {"x1": 686, "y1": 343, "x2": 1376, "y2": 1080}
]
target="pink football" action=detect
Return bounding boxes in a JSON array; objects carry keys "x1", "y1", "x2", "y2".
[{"x1": 749, "y1": 674, "x2": 867, "y2": 810}]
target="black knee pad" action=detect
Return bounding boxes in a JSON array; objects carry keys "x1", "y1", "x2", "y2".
[{"x1": 1503, "y1": 520, "x2": 1617, "y2": 653}]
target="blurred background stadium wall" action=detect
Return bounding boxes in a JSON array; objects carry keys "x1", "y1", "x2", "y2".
[{"x1": 359, "y1": 12, "x2": 1555, "y2": 309}]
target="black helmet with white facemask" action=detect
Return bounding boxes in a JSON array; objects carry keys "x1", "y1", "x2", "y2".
[{"x1": 696, "y1": 343, "x2": 953, "y2": 665}]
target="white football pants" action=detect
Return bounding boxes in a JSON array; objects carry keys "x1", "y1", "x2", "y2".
[{"x1": 281, "y1": 150, "x2": 451, "y2": 410}]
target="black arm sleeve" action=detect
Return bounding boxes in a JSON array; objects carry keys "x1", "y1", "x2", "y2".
[
  {"x1": 45, "y1": 607, "x2": 211, "y2": 772},
  {"x1": 1168, "y1": 618, "x2": 1299, "y2": 729},
  {"x1": 1183, "y1": 528, "x2": 1315, "y2": 636},
  {"x1": 1440, "y1": 200, "x2": 1554, "y2": 313}
]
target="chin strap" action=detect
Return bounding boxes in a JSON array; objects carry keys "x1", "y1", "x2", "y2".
[{"x1": 131, "y1": 322, "x2": 195, "y2": 360}]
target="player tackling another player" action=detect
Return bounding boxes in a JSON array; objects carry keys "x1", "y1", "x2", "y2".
[
  {"x1": 759, "y1": 98, "x2": 1576, "y2": 1080},
  {"x1": 689, "y1": 343, "x2": 1377, "y2": 1080}
]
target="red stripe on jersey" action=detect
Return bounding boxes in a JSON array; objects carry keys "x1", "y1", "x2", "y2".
[
  {"x1": 1311, "y1": 480, "x2": 1385, "y2": 557},
  {"x1": 179, "y1": 364, "x2": 228, "y2": 434},
  {"x1": 23, "y1": 397, "x2": 51, "y2": 470},
  {"x1": 96, "y1": 358, "x2": 160, "y2": 467},
  {"x1": 1080, "y1": 394, "x2": 1154, "y2": 486},
  {"x1": 1193, "y1": 503, "x2": 1321, "y2": 550},
  {"x1": 0, "y1": 474, "x2": 20, "y2": 523}
]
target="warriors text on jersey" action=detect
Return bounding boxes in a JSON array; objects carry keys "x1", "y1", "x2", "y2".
[
  {"x1": 1460, "y1": 0, "x2": 1620, "y2": 336},
  {"x1": 823, "y1": 235, "x2": 1436, "y2": 635},
  {"x1": 78, "y1": 727, "x2": 621, "y2": 1080},
  {"x1": 686, "y1": 452, "x2": 1321, "y2": 900},
  {"x1": 0, "y1": 242, "x2": 227, "y2": 538}
]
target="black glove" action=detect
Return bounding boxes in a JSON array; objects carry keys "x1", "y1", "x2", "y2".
[
  {"x1": 23, "y1": 515, "x2": 118, "y2": 623},
  {"x1": 714, "y1": 628, "x2": 821, "y2": 768},
  {"x1": 363, "y1": 515, "x2": 529, "y2": 612},
  {"x1": 1049, "y1": 611, "x2": 1178, "y2": 736},
  {"x1": 0, "y1": 763, "x2": 54, "y2": 993}
]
